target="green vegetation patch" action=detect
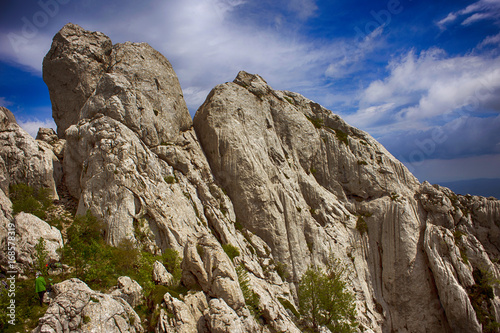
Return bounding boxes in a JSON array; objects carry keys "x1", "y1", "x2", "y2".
[
  {"x1": 467, "y1": 268, "x2": 500, "y2": 332},
  {"x1": 298, "y1": 256, "x2": 358, "y2": 332},
  {"x1": 222, "y1": 244, "x2": 240, "y2": 261},
  {"x1": 334, "y1": 129, "x2": 349, "y2": 146},
  {"x1": 356, "y1": 216, "x2": 368, "y2": 235},
  {"x1": 306, "y1": 116, "x2": 324, "y2": 129},
  {"x1": 236, "y1": 265, "x2": 261, "y2": 318},
  {"x1": 9, "y1": 183, "x2": 53, "y2": 219}
]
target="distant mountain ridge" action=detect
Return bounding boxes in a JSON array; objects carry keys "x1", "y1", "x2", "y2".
[{"x1": 438, "y1": 178, "x2": 500, "y2": 199}]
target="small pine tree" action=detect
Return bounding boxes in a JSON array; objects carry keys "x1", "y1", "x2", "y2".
[{"x1": 34, "y1": 238, "x2": 49, "y2": 275}]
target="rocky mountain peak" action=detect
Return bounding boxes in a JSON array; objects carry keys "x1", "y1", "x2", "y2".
[{"x1": 43, "y1": 23, "x2": 191, "y2": 145}]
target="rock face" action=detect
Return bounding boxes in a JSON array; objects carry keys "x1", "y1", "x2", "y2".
[
  {"x1": 19, "y1": 23, "x2": 500, "y2": 333},
  {"x1": 43, "y1": 23, "x2": 112, "y2": 137},
  {"x1": 14, "y1": 212, "x2": 64, "y2": 272},
  {"x1": 110, "y1": 276, "x2": 144, "y2": 308},
  {"x1": 0, "y1": 107, "x2": 59, "y2": 198},
  {"x1": 43, "y1": 23, "x2": 191, "y2": 142},
  {"x1": 33, "y1": 278, "x2": 143, "y2": 333},
  {"x1": 152, "y1": 261, "x2": 174, "y2": 286}
]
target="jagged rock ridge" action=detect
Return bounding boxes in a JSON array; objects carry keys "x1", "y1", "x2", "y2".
[{"x1": 0, "y1": 23, "x2": 499, "y2": 332}]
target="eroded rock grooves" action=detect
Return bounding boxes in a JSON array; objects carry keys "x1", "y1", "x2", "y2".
[{"x1": 0, "y1": 23, "x2": 498, "y2": 332}]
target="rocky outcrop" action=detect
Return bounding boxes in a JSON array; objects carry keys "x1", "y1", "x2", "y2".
[
  {"x1": 14, "y1": 212, "x2": 63, "y2": 272},
  {"x1": 110, "y1": 276, "x2": 144, "y2": 308},
  {"x1": 181, "y1": 235, "x2": 245, "y2": 311},
  {"x1": 33, "y1": 278, "x2": 143, "y2": 333},
  {"x1": 152, "y1": 261, "x2": 174, "y2": 286},
  {"x1": 0, "y1": 107, "x2": 59, "y2": 198},
  {"x1": 43, "y1": 23, "x2": 191, "y2": 143},
  {"x1": 43, "y1": 23, "x2": 112, "y2": 137},
  {"x1": 156, "y1": 292, "x2": 207, "y2": 333}
]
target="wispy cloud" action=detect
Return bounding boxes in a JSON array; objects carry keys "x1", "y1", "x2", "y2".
[
  {"x1": 479, "y1": 32, "x2": 500, "y2": 48},
  {"x1": 437, "y1": 0, "x2": 500, "y2": 29},
  {"x1": 0, "y1": 97, "x2": 13, "y2": 107}
]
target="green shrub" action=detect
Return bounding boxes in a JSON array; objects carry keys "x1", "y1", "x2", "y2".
[
  {"x1": 356, "y1": 216, "x2": 368, "y2": 235},
  {"x1": 357, "y1": 160, "x2": 368, "y2": 165},
  {"x1": 275, "y1": 261, "x2": 290, "y2": 281},
  {"x1": 468, "y1": 268, "x2": 500, "y2": 332},
  {"x1": 164, "y1": 175, "x2": 176, "y2": 184},
  {"x1": 298, "y1": 256, "x2": 358, "y2": 332},
  {"x1": 34, "y1": 238, "x2": 49, "y2": 275},
  {"x1": 222, "y1": 244, "x2": 240, "y2": 261},
  {"x1": 162, "y1": 248, "x2": 182, "y2": 283},
  {"x1": 334, "y1": 129, "x2": 349, "y2": 146},
  {"x1": 9, "y1": 183, "x2": 53, "y2": 219},
  {"x1": 306, "y1": 116, "x2": 324, "y2": 129}
]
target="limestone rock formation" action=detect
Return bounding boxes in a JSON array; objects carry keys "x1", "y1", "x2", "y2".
[
  {"x1": 110, "y1": 276, "x2": 144, "y2": 308},
  {"x1": 0, "y1": 107, "x2": 59, "y2": 198},
  {"x1": 18, "y1": 23, "x2": 500, "y2": 333},
  {"x1": 14, "y1": 212, "x2": 63, "y2": 272},
  {"x1": 152, "y1": 260, "x2": 174, "y2": 286},
  {"x1": 181, "y1": 235, "x2": 245, "y2": 310},
  {"x1": 33, "y1": 278, "x2": 143, "y2": 333},
  {"x1": 156, "y1": 292, "x2": 207, "y2": 333},
  {"x1": 43, "y1": 23, "x2": 191, "y2": 143},
  {"x1": 43, "y1": 23, "x2": 112, "y2": 137}
]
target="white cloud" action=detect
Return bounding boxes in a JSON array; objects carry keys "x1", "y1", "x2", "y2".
[
  {"x1": 18, "y1": 118, "x2": 56, "y2": 138},
  {"x1": 287, "y1": 0, "x2": 318, "y2": 20},
  {"x1": 437, "y1": 0, "x2": 500, "y2": 29},
  {"x1": 357, "y1": 49, "x2": 500, "y2": 131}
]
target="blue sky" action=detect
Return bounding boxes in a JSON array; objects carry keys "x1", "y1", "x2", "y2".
[{"x1": 1, "y1": 0, "x2": 500, "y2": 194}]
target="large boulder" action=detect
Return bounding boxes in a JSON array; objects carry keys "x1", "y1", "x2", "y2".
[
  {"x1": 13, "y1": 212, "x2": 63, "y2": 273},
  {"x1": 152, "y1": 261, "x2": 174, "y2": 286},
  {"x1": 110, "y1": 276, "x2": 144, "y2": 308},
  {"x1": 204, "y1": 298, "x2": 244, "y2": 333},
  {"x1": 181, "y1": 235, "x2": 245, "y2": 311},
  {"x1": 33, "y1": 278, "x2": 143, "y2": 333},
  {"x1": 156, "y1": 292, "x2": 207, "y2": 333}
]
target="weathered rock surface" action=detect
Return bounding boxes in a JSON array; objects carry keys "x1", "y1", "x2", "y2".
[
  {"x1": 36, "y1": 128, "x2": 66, "y2": 160},
  {"x1": 0, "y1": 107, "x2": 59, "y2": 198},
  {"x1": 204, "y1": 298, "x2": 244, "y2": 333},
  {"x1": 43, "y1": 23, "x2": 191, "y2": 143},
  {"x1": 110, "y1": 276, "x2": 144, "y2": 308},
  {"x1": 26, "y1": 24, "x2": 500, "y2": 333},
  {"x1": 33, "y1": 278, "x2": 143, "y2": 333},
  {"x1": 14, "y1": 212, "x2": 63, "y2": 273},
  {"x1": 0, "y1": 188, "x2": 13, "y2": 271},
  {"x1": 181, "y1": 235, "x2": 245, "y2": 311},
  {"x1": 152, "y1": 260, "x2": 174, "y2": 286},
  {"x1": 156, "y1": 292, "x2": 207, "y2": 333},
  {"x1": 43, "y1": 23, "x2": 112, "y2": 137}
]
